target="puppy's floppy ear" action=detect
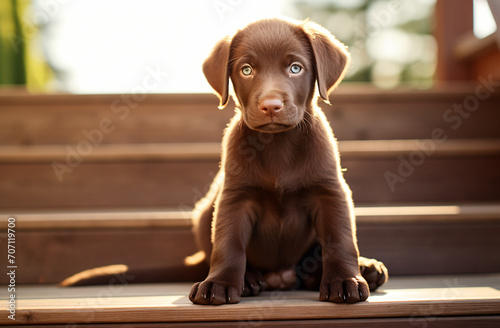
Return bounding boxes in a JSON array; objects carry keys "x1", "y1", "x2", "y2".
[
  {"x1": 302, "y1": 21, "x2": 350, "y2": 104},
  {"x1": 203, "y1": 36, "x2": 232, "y2": 109}
]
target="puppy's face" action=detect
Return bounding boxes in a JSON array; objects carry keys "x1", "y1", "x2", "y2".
[
  {"x1": 229, "y1": 22, "x2": 316, "y2": 133},
  {"x1": 203, "y1": 18, "x2": 350, "y2": 133}
]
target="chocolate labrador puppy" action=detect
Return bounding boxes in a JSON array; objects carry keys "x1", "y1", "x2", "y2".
[
  {"x1": 189, "y1": 18, "x2": 388, "y2": 305},
  {"x1": 61, "y1": 17, "x2": 387, "y2": 304}
]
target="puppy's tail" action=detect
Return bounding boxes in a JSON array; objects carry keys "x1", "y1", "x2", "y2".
[{"x1": 60, "y1": 251, "x2": 209, "y2": 287}]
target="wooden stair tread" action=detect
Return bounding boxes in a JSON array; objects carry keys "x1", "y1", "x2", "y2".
[
  {"x1": 0, "y1": 84, "x2": 495, "y2": 102},
  {"x1": 5, "y1": 204, "x2": 500, "y2": 230},
  {"x1": 3, "y1": 140, "x2": 500, "y2": 209},
  {"x1": 2, "y1": 274, "x2": 499, "y2": 325},
  {"x1": 1, "y1": 139, "x2": 500, "y2": 163},
  {"x1": 2, "y1": 87, "x2": 500, "y2": 145}
]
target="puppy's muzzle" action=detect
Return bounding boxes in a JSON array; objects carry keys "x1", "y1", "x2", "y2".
[{"x1": 259, "y1": 99, "x2": 283, "y2": 119}]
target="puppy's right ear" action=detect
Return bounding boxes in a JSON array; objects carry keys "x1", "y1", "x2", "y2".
[
  {"x1": 302, "y1": 21, "x2": 350, "y2": 104},
  {"x1": 203, "y1": 36, "x2": 232, "y2": 109}
]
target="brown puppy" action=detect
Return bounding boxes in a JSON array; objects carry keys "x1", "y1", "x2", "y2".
[{"x1": 189, "y1": 18, "x2": 388, "y2": 306}]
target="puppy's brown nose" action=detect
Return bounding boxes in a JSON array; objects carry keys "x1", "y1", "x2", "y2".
[{"x1": 259, "y1": 99, "x2": 283, "y2": 117}]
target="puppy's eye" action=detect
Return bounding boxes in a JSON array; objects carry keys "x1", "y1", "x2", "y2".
[
  {"x1": 290, "y1": 64, "x2": 302, "y2": 74},
  {"x1": 241, "y1": 65, "x2": 253, "y2": 76}
]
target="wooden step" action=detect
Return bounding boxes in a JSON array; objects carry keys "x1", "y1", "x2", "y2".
[
  {"x1": 2, "y1": 85, "x2": 500, "y2": 146},
  {"x1": 1, "y1": 274, "x2": 499, "y2": 326},
  {"x1": 2, "y1": 204, "x2": 500, "y2": 284},
  {"x1": 7, "y1": 204, "x2": 500, "y2": 230},
  {"x1": 2, "y1": 85, "x2": 500, "y2": 210},
  {"x1": 1, "y1": 139, "x2": 500, "y2": 210},
  {"x1": 2, "y1": 139, "x2": 500, "y2": 163}
]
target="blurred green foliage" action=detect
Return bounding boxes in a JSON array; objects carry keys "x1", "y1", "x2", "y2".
[
  {"x1": 0, "y1": 0, "x2": 52, "y2": 90},
  {"x1": 293, "y1": 0, "x2": 436, "y2": 88}
]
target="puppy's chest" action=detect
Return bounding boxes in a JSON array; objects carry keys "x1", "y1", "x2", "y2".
[
  {"x1": 247, "y1": 191, "x2": 315, "y2": 269},
  {"x1": 252, "y1": 147, "x2": 310, "y2": 191}
]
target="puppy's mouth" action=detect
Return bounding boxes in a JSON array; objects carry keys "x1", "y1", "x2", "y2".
[{"x1": 254, "y1": 122, "x2": 294, "y2": 133}]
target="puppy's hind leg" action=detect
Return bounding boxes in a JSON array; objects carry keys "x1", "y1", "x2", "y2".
[
  {"x1": 242, "y1": 267, "x2": 298, "y2": 296},
  {"x1": 242, "y1": 267, "x2": 267, "y2": 296},
  {"x1": 359, "y1": 256, "x2": 388, "y2": 291},
  {"x1": 294, "y1": 246, "x2": 389, "y2": 292},
  {"x1": 191, "y1": 170, "x2": 225, "y2": 263}
]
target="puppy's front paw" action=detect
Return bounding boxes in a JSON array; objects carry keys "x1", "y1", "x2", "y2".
[
  {"x1": 319, "y1": 275, "x2": 369, "y2": 303},
  {"x1": 189, "y1": 280, "x2": 241, "y2": 305}
]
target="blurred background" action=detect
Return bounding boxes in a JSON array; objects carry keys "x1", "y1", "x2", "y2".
[
  {"x1": 1, "y1": 0, "x2": 497, "y2": 93},
  {"x1": 1, "y1": 0, "x2": 500, "y2": 286}
]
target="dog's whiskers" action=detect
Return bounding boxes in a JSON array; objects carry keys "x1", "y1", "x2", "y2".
[
  {"x1": 298, "y1": 111, "x2": 315, "y2": 133},
  {"x1": 307, "y1": 110, "x2": 320, "y2": 123}
]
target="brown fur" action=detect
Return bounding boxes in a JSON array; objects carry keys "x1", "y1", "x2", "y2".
[
  {"x1": 189, "y1": 18, "x2": 388, "y2": 305},
  {"x1": 60, "y1": 18, "x2": 387, "y2": 301}
]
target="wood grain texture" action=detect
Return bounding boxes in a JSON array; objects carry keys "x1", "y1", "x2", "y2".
[
  {"x1": 2, "y1": 86, "x2": 500, "y2": 145},
  {"x1": 19, "y1": 317, "x2": 499, "y2": 327},
  {"x1": 4, "y1": 204, "x2": 500, "y2": 230},
  {"x1": 0, "y1": 275, "x2": 499, "y2": 325},
  {"x1": 1, "y1": 139, "x2": 500, "y2": 163},
  {"x1": 1, "y1": 151, "x2": 500, "y2": 210},
  {"x1": 2, "y1": 87, "x2": 500, "y2": 211},
  {"x1": 0, "y1": 161, "x2": 220, "y2": 210},
  {"x1": 1, "y1": 212, "x2": 500, "y2": 284},
  {"x1": 357, "y1": 221, "x2": 500, "y2": 275}
]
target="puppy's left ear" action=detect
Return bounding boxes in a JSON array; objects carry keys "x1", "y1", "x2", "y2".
[
  {"x1": 203, "y1": 36, "x2": 232, "y2": 109},
  {"x1": 302, "y1": 21, "x2": 350, "y2": 104}
]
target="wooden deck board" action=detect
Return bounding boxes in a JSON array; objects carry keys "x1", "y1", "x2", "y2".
[
  {"x1": 1, "y1": 139, "x2": 500, "y2": 163},
  {"x1": 1, "y1": 274, "x2": 499, "y2": 325},
  {"x1": 2, "y1": 87, "x2": 500, "y2": 144},
  {"x1": 4, "y1": 204, "x2": 500, "y2": 230}
]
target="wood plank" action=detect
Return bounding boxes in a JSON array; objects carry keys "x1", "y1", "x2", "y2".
[
  {"x1": 0, "y1": 275, "x2": 499, "y2": 325},
  {"x1": 0, "y1": 229, "x2": 199, "y2": 285},
  {"x1": 455, "y1": 32, "x2": 498, "y2": 61},
  {"x1": 340, "y1": 139, "x2": 500, "y2": 158},
  {"x1": 357, "y1": 221, "x2": 500, "y2": 275},
  {"x1": 19, "y1": 316, "x2": 500, "y2": 327},
  {"x1": 474, "y1": 51, "x2": 500, "y2": 81},
  {"x1": 1, "y1": 84, "x2": 495, "y2": 105},
  {"x1": 3, "y1": 210, "x2": 193, "y2": 230},
  {"x1": 0, "y1": 161, "x2": 220, "y2": 210},
  {"x1": 2, "y1": 212, "x2": 500, "y2": 284},
  {"x1": 343, "y1": 156, "x2": 500, "y2": 204},
  {"x1": 356, "y1": 204, "x2": 500, "y2": 223},
  {"x1": 4, "y1": 204, "x2": 500, "y2": 231},
  {"x1": 1, "y1": 139, "x2": 500, "y2": 163},
  {"x1": 435, "y1": 0, "x2": 474, "y2": 81},
  {"x1": 2, "y1": 86, "x2": 500, "y2": 144},
  {"x1": 0, "y1": 143, "x2": 222, "y2": 163},
  {"x1": 1, "y1": 157, "x2": 500, "y2": 210},
  {"x1": 0, "y1": 94, "x2": 234, "y2": 145},
  {"x1": 1, "y1": 140, "x2": 500, "y2": 210}
]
